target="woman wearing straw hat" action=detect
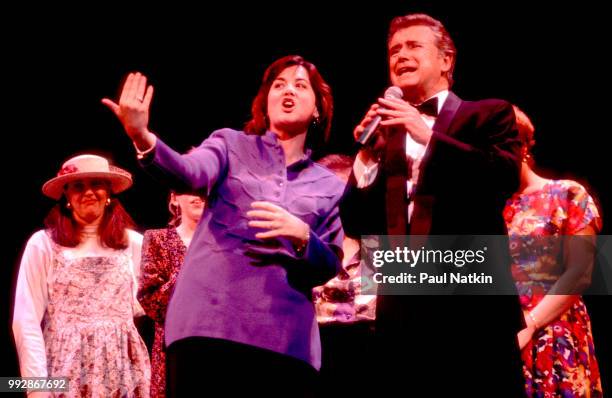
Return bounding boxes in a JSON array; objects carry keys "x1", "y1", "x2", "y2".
[{"x1": 12, "y1": 154, "x2": 150, "y2": 397}]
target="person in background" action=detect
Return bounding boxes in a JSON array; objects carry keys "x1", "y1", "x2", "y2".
[
  {"x1": 13, "y1": 153, "x2": 150, "y2": 397},
  {"x1": 505, "y1": 106, "x2": 603, "y2": 397},
  {"x1": 138, "y1": 191, "x2": 206, "y2": 398},
  {"x1": 313, "y1": 153, "x2": 376, "y2": 397}
]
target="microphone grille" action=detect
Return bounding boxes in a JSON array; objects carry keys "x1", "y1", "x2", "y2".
[{"x1": 384, "y1": 86, "x2": 403, "y2": 100}]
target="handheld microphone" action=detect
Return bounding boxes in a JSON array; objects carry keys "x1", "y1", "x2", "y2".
[{"x1": 356, "y1": 86, "x2": 404, "y2": 146}]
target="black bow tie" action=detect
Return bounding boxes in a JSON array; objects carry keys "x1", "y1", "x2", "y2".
[{"x1": 415, "y1": 97, "x2": 438, "y2": 117}]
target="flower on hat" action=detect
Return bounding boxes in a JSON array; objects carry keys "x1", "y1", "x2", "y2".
[{"x1": 42, "y1": 154, "x2": 133, "y2": 200}]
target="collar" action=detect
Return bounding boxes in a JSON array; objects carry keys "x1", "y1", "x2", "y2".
[
  {"x1": 419, "y1": 89, "x2": 449, "y2": 114},
  {"x1": 262, "y1": 130, "x2": 312, "y2": 170}
]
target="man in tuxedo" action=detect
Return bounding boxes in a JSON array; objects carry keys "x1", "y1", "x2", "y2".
[{"x1": 340, "y1": 13, "x2": 525, "y2": 395}]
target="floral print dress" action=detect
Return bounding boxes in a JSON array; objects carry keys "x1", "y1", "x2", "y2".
[
  {"x1": 44, "y1": 240, "x2": 150, "y2": 397},
  {"x1": 504, "y1": 179, "x2": 603, "y2": 397},
  {"x1": 137, "y1": 228, "x2": 187, "y2": 398}
]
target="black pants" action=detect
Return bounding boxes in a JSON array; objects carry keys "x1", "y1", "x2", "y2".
[
  {"x1": 318, "y1": 321, "x2": 376, "y2": 397},
  {"x1": 375, "y1": 295, "x2": 525, "y2": 397},
  {"x1": 166, "y1": 336, "x2": 319, "y2": 397}
]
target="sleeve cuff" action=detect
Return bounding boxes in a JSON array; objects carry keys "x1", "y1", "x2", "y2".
[
  {"x1": 354, "y1": 151, "x2": 380, "y2": 188},
  {"x1": 294, "y1": 229, "x2": 311, "y2": 257}
]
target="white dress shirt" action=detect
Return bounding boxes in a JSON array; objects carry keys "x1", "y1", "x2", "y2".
[{"x1": 353, "y1": 90, "x2": 449, "y2": 221}]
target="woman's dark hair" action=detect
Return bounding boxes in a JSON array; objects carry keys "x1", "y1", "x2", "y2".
[{"x1": 244, "y1": 55, "x2": 333, "y2": 151}]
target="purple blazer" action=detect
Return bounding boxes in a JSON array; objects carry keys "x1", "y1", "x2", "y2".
[{"x1": 141, "y1": 128, "x2": 344, "y2": 369}]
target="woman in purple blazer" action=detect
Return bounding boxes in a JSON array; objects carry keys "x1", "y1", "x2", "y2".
[{"x1": 103, "y1": 55, "x2": 344, "y2": 397}]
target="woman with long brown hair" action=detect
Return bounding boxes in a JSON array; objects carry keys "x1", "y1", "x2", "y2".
[{"x1": 13, "y1": 154, "x2": 150, "y2": 397}]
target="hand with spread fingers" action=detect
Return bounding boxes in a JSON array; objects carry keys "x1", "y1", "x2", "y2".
[
  {"x1": 377, "y1": 96, "x2": 433, "y2": 145},
  {"x1": 101, "y1": 72, "x2": 156, "y2": 150},
  {"x1": 247, "y1": 201, "x2": 310, "y2": 247}
]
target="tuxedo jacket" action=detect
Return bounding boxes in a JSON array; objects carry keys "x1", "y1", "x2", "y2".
[
  {"x1": 341, "y1": 91, "x2": 521, "y2": 237},
  {"x1": 340, "y1": 92, "x2": 526, "y2": 395}
]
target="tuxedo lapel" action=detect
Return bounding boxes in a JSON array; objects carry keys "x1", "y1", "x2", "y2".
[
  {"x1": 409, "y1": 92, "x2": 462, "y2": 236},
  {"x1": 432, "y1": 91, "x2": 461, "y2": 136},
  {"x1": 419, "y1": 91, "x2": 462, "y2": 174},
  {"x1": 384, "y1": 126, "x2": 409, "y2": 235}
]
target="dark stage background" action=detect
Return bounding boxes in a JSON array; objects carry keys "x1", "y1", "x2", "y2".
[{"x1": 3, "y1": 2, "x2": 610, "y2": 390}]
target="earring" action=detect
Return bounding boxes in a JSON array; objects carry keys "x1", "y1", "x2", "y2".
[
  {"x1": 66, "y1": 202, "x2": 72, "y2": 210},
  {"x1": 311, "y1": 107, "x2": 321, "y2": 125},
  {"x1": 105, "y1": 198, "x2": 111, "y2": 206},
  {"x1": 521, "y1": 146, "x2": 532, "y2": 163}
]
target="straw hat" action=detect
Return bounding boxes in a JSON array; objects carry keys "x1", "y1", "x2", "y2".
[{"x1": 42, "y1": 154, "x2": 133, "y2": 200}]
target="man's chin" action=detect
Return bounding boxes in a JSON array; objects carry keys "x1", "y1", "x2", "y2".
[{"x1": 393, "y1": 77, "x2": 417, "y2": 89}]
